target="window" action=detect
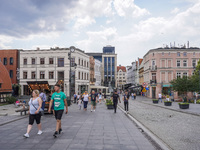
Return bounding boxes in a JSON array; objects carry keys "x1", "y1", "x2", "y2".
[
  {"x1": 87, "y1": 62, "x2": 88, "y2": 67},
  {"x1": 162, "y1": 52, "x2": 164, "y2": 56},
  {"x1": 71, "y1": 58, "x2": 75, "y2": 67},
  {"x1": 31, "y1": 71, "x2": 36, "y2": 79},
  {"x1": 10, "y1": 57, "x2": 13, "y2": 65},
  {"x1": 32, "y1": 58, "x2": 35, "y2": 65},
  {"x1": 0, "y1": 83, "x2": 1, "y2": 88},
  {"x1": 58, "y1": 58, "x2": 64, "y2": 67},
  {"x1": 10, "y1": 70, "x2": 13, "y2": 78},
  {"x1": 192, "y1": 60, "x2": 196, "y2": 68},
  {"x1": 0, "y1": 58, "x2": 1, "y2": 62},
  {"x1": 78, "y1": 59, "x2": 80, "y2": 65},
  {"x1": 152, "y1": 60, "x2": 155, "y2": 66},
  {"x1": 177, "y1": 72, "x2": 181, "y2": 78},
  {"x1": 4, "y1": 58, "x2": 7, "y2": 65},
  {"x1": 193, "y1": 52, "x2": 195, "y2": 56},
  {"x1": 183, "y1": 52, "x2": 187, "y2": 56},
  {"x1": 82, "y1": 72, "x2": 83, "y2": 80},
  {"x1": 78, "y1": 72, "x2": 80, "y2": 79},
  {"x1": 49, "y1": 58, "x2": 54, "y2": 64},
  {"x1": 40, "y1": 71, "x2": 45, "y2": 79},
  {"x1": 84, "y1": 61, "x2": 86, "y2": 67},
  {"x1": 85, "y1": 73, "x2": 86, "y2": 80},
  {"x1": 177, "y1": 52, "x2": 180, "y2": 57},
  {"x1": 49, "y1": 71, "x2": 54, "y2": 79},
  {"x1": 177, "y1": 60, "x2": 180, "y2": 67},
  {"x1": 152, "y1": 53, "x2": 154, "y2": 57},
  {"x1": 87, "y1": 73, "x2": 89, "y2": 80},
  {"x1": 183, "y1": 72, "x2": 187, "y2": 77},
  {"x1": 23, "y1": 72, "x2": 27, "y2": 79},
  {"x1": 82, "y1": 60, "x2": 83, "y2": 66},
  {"x1": 24, "y1": 58, "x2": 27, "y2": 65},
  {"x1": 183, "y1": 60, "x2": 187, "y2": 67},
  {"x1": 40, "y1": 58, "x2": 45, "y2": 64},
  {"x1": 168, "y1": 52, "x2": 170, "y2": 56}
]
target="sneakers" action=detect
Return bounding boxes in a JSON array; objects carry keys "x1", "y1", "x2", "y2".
[
  {"x1": 37, "y1": 130, "x2": 43, "y2": 135},
  {"x1": 59, "y1": 128, "x2": 62, "y2": 134},
  {"x1": 91, "y1": 110, "x2": 93, "y2": 112},
  {"x1": 53, "y1": 131, "x2": 58, "y2": 138},
  {"x1": 23, "y1": 133, "x2": 29, "y2": 138},
  {"x1": 93, "y1": 110, "x2": 95, "y2": 112}
]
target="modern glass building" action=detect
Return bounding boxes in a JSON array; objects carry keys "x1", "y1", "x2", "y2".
[{"x1": 86, "y1": 46, "x2": 117, "y2": 88}]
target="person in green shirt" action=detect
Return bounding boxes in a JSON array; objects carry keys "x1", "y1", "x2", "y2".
[{"x1": 48, "y1": 84, "x2": 68, "y2": 138}]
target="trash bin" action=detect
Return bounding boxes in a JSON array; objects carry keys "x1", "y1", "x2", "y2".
[{"x1": 67, "y1": 96, "x2": 71, "y2": 106}]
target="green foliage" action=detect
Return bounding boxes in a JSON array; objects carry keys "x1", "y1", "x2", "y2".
[
  {"x1": 152, "y1": 99, "x2": 158, "y2": 101},
  {"x1": 164, "y1": 101, "x2": 172, "y2": 103},
  {"x1": 5, "y1": 96, "x2": 17, "y2": 104},
  {"x1": 106, "y1": 99, "x2": 113, "y2": 105},
  {"x1": 196, "y1": 99, "x2": 200, "y2": 104},
  {"x1": 179, "y1": 103, "x2": 189, "y2": 105}
]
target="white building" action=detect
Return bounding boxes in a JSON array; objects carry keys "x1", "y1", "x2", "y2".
[
  {"x1": 116, "y1": 65, "x2": 126, "y2": 90},
  {"x1": 19, "y1": 47, "x2": 90, "y2": 97},
  {"x1": 94, "y1": 59, "x2": 102, "y2": 86}
]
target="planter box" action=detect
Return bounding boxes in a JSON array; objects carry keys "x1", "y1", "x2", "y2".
[
  {"x1": 179, "y1": 103, "x2": 189, "y2": 109},
  {"x1": 107, "y1": 105, "x2": 114, "y2": 109},
  {"x1": 152, "y1": 100, "x2": 158, "y2": 104},
  {"x1": 164, "y1": 102, "x2": 172, "y2": 106}
]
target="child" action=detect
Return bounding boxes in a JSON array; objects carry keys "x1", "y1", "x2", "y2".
[{"x1": 78, "y1": 98, "x2": 82, "y2": 110}]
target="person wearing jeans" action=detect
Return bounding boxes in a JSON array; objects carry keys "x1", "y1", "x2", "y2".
[
  {"x1": 111, "y1": 90, "x2": 121, "y2": 113},
  {"x1": 123, "y1": 91, "x2": 130, "y2": 112}
]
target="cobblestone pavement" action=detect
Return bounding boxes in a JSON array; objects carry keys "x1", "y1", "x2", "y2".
[
  {"x1": 118, "y1": 96, "x2": 200, "y2": 150},
  {"x1": 0, "y1": 102, "x2": 156, "y2": 150}
]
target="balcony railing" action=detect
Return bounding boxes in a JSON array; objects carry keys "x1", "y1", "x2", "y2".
[
  {"x1": 149, "y1": 65, "x2": 157, "y2": 71},
  {"x1": 150, "y1": 80, "x2": 157, "y2": 85}
]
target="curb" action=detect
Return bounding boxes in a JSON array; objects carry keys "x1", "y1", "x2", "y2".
[
  {"x1": 0, "y1": 115, "x2": 28, "y2": 126},
  {"x1": 118, "y1": 105, "x2": 171, "y2": 150},
  {"x1": 140, "y1": 101, "x2": 200, "y2": 117}
]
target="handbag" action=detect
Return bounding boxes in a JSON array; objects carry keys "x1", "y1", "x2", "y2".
[{"x1": 31, "y1": 99, "x2": 44, "y2": 116}]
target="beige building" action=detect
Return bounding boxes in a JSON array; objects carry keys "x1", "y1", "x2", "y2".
[{"x1": 116, "y1": 65, "x2": 126, "y2": 90}]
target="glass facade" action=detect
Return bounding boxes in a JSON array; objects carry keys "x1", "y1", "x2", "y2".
[
  {"x1": 93, "y1": 56, "x2": 102, "y2": 62},
  {"x1": 103, "y1": 47, "x2": 115, "y2": 54}
]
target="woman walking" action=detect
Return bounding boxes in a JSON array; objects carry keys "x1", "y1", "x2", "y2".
[
  {"x1": 82, "y1": 91, "x2": 89, "y2": 111},
  {"x1": 24, "y1": 90, "x2": 43, "y2": 138}
]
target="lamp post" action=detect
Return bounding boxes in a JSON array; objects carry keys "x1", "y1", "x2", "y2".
[{"x1": 68, "y1": 46, "x2": 76, "y2": 104}]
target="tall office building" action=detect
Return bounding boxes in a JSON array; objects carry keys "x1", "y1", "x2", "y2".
[{"x1": 87, "y1": 45, "x2": 117, "y2": 88}]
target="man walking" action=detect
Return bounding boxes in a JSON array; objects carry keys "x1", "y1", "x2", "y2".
[
  {"x1": 48, "y1": 84, "x2": 68, "y2": 138},
  {"x1": 89, "y1": 90, "x2": 98, "y2": 112},
  {"x1": 39, "y1": 89, "x2": 46, "y2": 111},
  {"x1": 123, "y1": 91, "x2": 130, "y2": 113},
  {"x1": 111, "y1": 90, "x2": 121, "y2": 113}
]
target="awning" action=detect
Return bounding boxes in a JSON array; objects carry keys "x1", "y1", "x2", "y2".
[
  {"x1": 27, "y1": 81, "x2": 50, "y2": 91},
  {"x1": 163, "y1": 85, "x2": 172, "y2": 87}
]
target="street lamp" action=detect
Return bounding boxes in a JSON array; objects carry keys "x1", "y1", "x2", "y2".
[{"x1": 68, "y1": 46, "x2": 76, "y2": 104}]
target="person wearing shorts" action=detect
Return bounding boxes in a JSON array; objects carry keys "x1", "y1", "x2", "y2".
[
  {"x1": 48, "y1": 84, "x2": 68, "y2": 138},
  {"x1": 24, "y1": 90, "x2": 43, "y2": 138},
  {"x1": 89, "y1": 90, "x2": 98, "y2": 112}
]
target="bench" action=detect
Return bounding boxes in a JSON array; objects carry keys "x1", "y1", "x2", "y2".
[{"x1": 15, "y1": 108, "x2": 29, "y2": 116}]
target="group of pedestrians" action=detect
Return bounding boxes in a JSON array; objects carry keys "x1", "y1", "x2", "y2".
[{"x1": 24, "y1": 84, "x2": 68, "y2": 138}]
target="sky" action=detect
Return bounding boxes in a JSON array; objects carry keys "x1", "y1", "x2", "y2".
[{"x1": 0, "y1": 0, "x2": 200, "y2": 66}]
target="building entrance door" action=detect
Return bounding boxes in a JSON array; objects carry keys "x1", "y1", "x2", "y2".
[{"x1": 152, "y1": 87, "x2": 156, "y2": 99}]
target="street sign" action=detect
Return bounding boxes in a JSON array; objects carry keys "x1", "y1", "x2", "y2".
[
  {"x1": 142, "y1": 88, "x2": 147, "y2": 92},
  {"x1": 142, "y1": 82, "x2": 147, "y2": 87}
]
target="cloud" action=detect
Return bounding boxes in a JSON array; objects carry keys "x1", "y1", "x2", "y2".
[
  {"x1": 113, "y1": 0, "x2": 150, "y2": 17},
  {"x1": 171, "y1": 7, "x2": 180, "y2": 14}
]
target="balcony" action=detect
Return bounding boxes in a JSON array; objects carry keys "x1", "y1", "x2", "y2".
[
  {"x1": 150, "y1": 80, "x2": 157, "y2": 85},
  {"x1": 90, "y1": 78, "x2": 96, "y2": 82},
  {"x1": 149, "y1": 65, "x2": 157, "y2": 71}
]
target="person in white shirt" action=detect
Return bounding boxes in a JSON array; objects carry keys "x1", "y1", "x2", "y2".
[
  {"x1": 82, "y1": 91, "x2": 89, "y2": 111},
  {"x1": 158, "y1": 92, "x2": 162, "y2": 103}
]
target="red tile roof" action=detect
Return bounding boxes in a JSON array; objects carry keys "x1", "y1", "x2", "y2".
[
  {"x1": 0, "y1": 61, "x2": 12, "y2": 93},
  {"x1": 139, "y1": 58, "x2": 143, "y2": 65},
  {"x1": 117, "y1": 66, "x2": 126, "y2": 72}
]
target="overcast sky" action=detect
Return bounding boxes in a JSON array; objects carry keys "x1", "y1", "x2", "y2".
[{"x1": 0, "y1": 0, "x2": 200, "y2": 66}]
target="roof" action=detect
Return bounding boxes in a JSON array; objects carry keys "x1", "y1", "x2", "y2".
[
  {"x1": 117, "y1": 66, "x2": 126, "y2": 72},
  {"x1": 139, "y1": 59, "x2": 143, "y2": 65},
  {"x1": 0, "y1": 61, "x2": 12, "y2": 93}
]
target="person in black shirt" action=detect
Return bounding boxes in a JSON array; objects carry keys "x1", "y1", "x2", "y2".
[
  {"x1": 123, "y1": 91, "x2": 130, "y2": 112},
  {"x1": 111, "y1": 90, "x2": 121, "y2": 113}
]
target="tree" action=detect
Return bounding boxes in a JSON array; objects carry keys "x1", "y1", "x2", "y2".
[{"x1": 191, "y1": 59, "x2": 200, "y2": 92}]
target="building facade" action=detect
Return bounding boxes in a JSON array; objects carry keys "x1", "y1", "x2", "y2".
[
  {"x1": 0, "y1": 49, "x2": 20, "y2": 84},
  {"x1": 19, "y1": 47, "x2": 90, "y2": 97},
  {"x1": 86, "y1": 45, "x2": 117, "y2": 88},
  {"x1": 143, "y1": 48, "x2": 200, "y2": 99},
  {"x1": 89, "y1": 56, "x2": 95, "y2": 85},
  {"x1": 94, "y1": 59, "x2": 102, "y2": 86},
  {"x1": 0, "y1": 61, "x2": 12, "y2": 102},
  {"x1": 116, "y1": 65, "x2": 126, "y2": 90}
]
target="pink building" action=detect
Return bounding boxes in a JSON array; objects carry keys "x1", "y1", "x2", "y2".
[{"x1": 143, "y1": 48, "x2": 200, "y2": 99}]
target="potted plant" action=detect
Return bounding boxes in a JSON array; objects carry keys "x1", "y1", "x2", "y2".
[
  {"x1": 106, "y1": 99, "x2": 113, "y2": 109},
  {"x1": 179, "y1": 102, "x2": 189, "y2": 109},
  {"x1": 164, "y1": 101, "x2": 172, "y2": 106},
  {"x1": 152, "y1": 99, "x2": 158, "y2": 104}
]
